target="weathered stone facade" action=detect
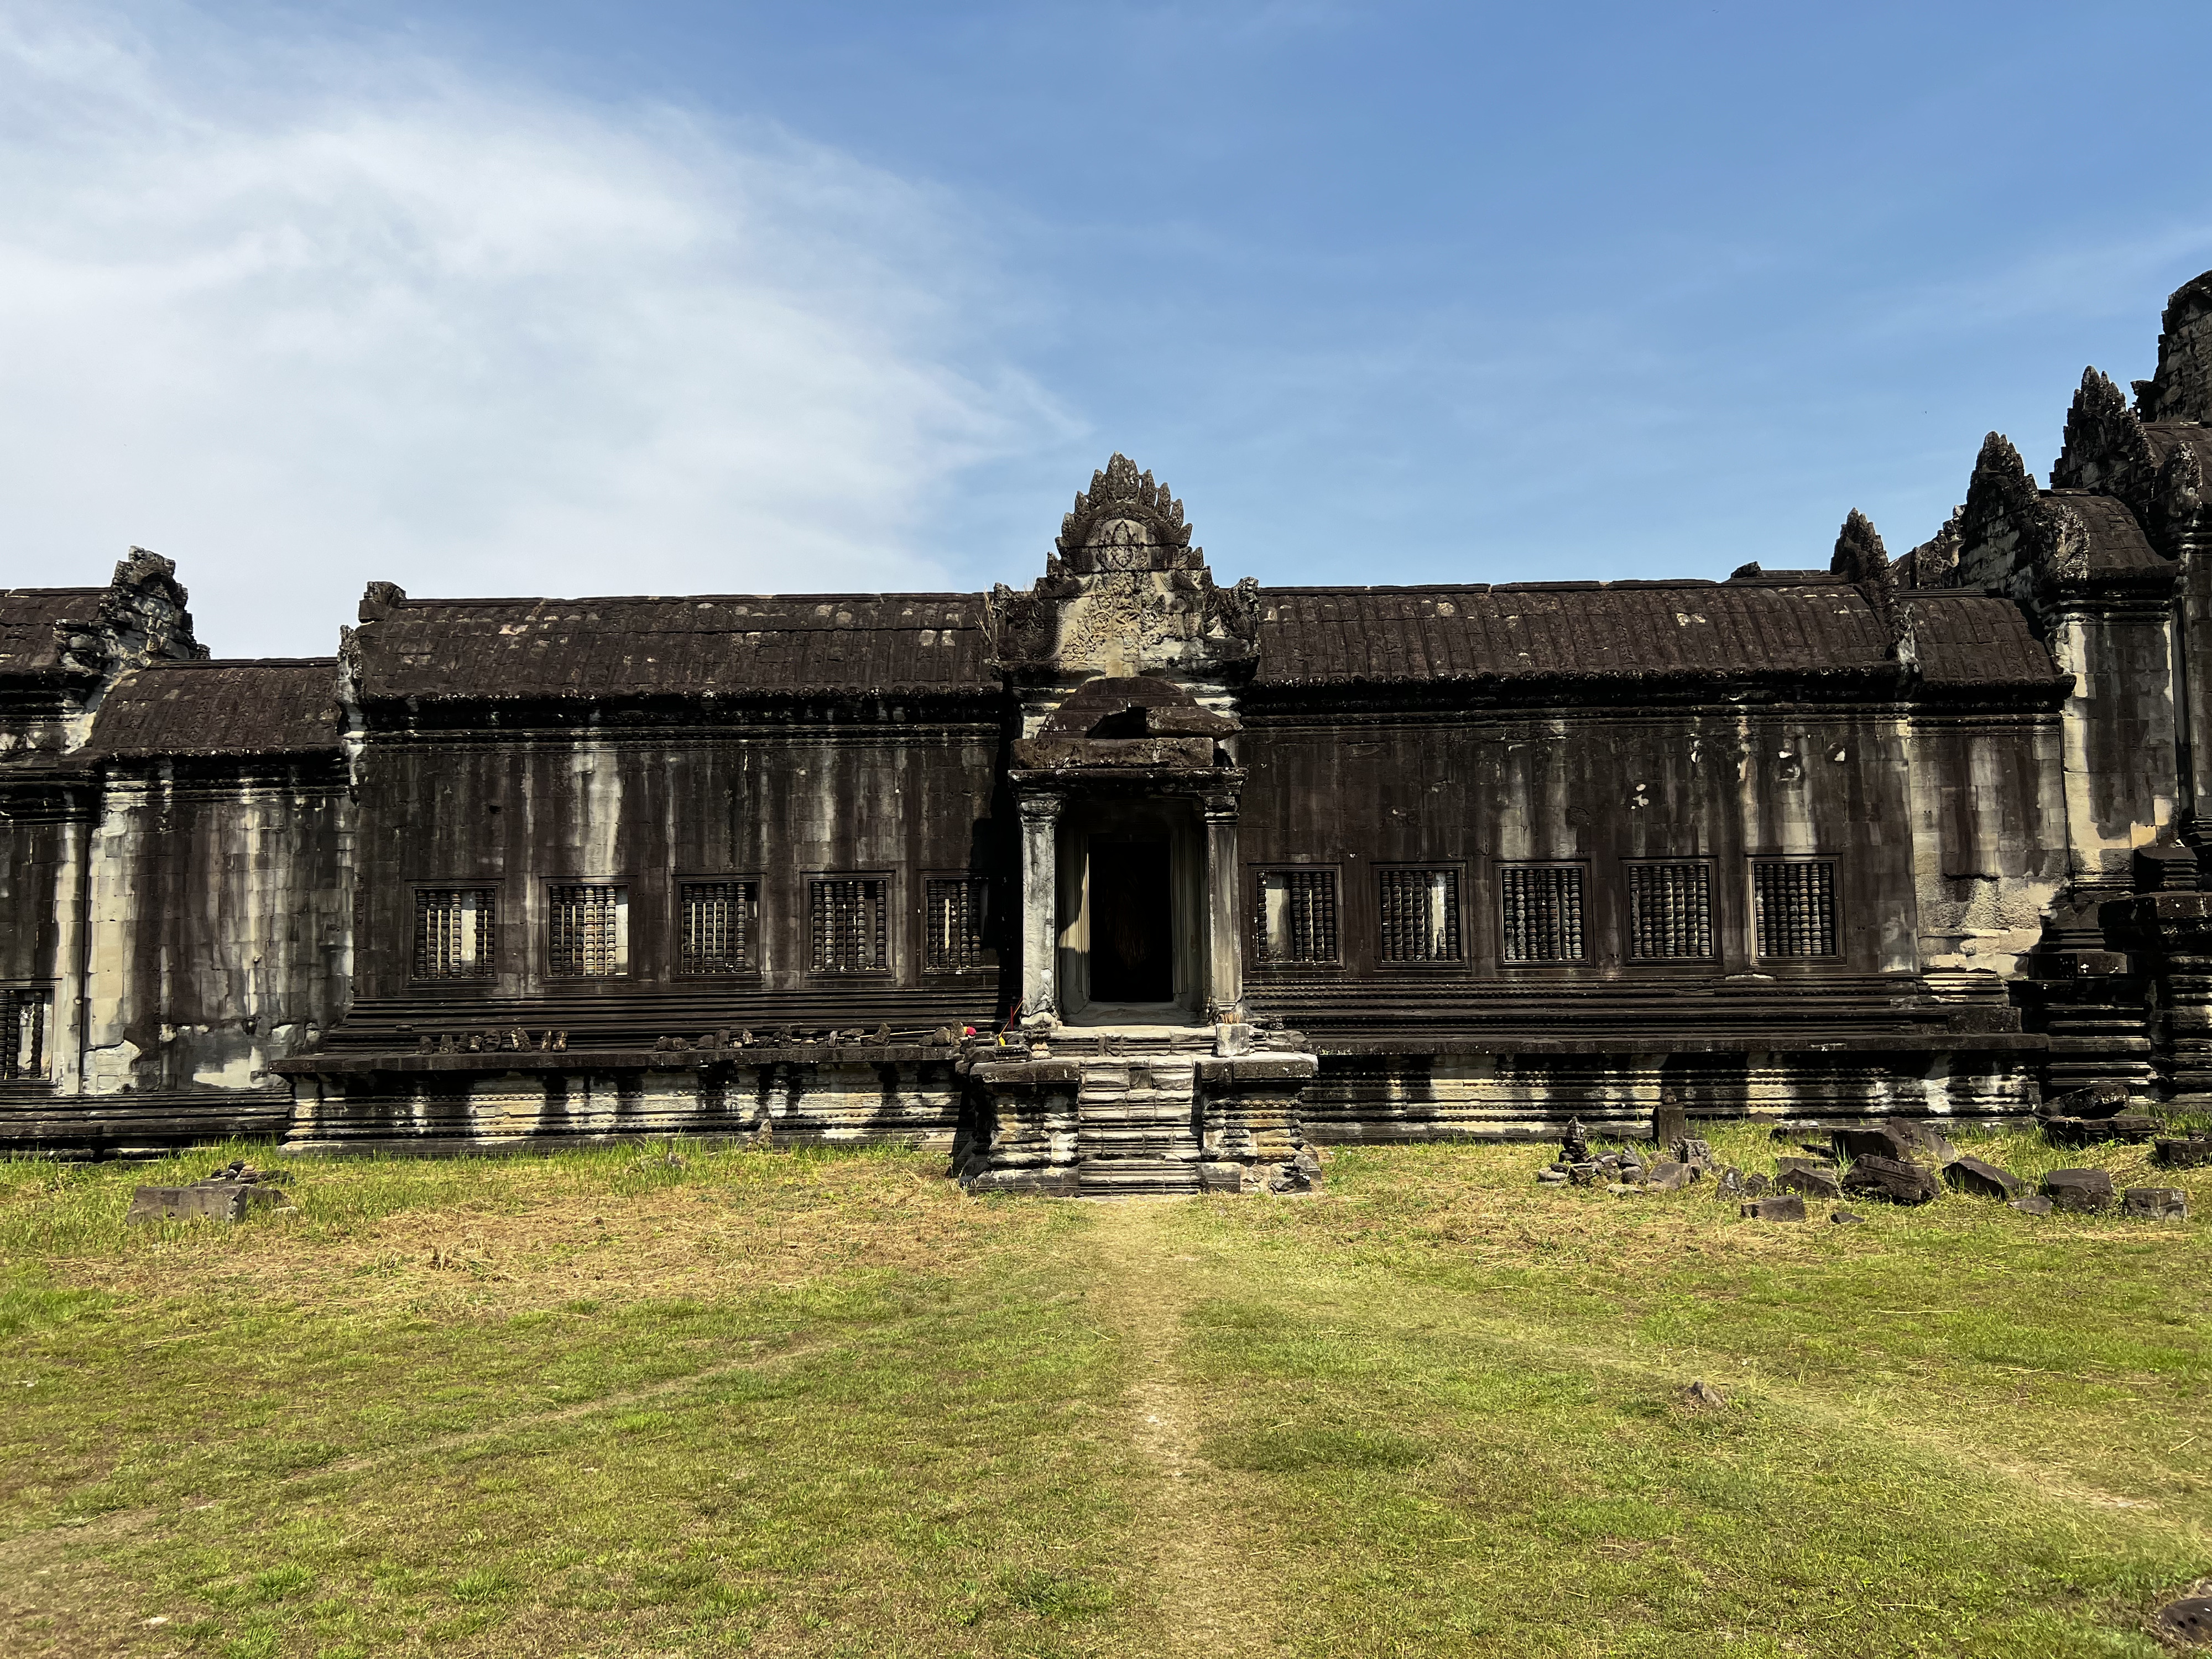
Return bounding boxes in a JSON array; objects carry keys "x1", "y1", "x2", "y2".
[{"x1": 10, "y1": 275, "x2": 2212, "y2": 1182}]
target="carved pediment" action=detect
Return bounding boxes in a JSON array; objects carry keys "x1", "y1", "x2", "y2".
[{"x1": 1057, "y1": 455, "x2": 1199, "y2": 575}]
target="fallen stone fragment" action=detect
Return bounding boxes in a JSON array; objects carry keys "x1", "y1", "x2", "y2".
[
  {"x1": 2156, "y1": 1596, "x2": 2212, "y2": 1645},
  {"x1": 1741, "y1": 1172, "x2": 1770, "y2": 1196},
  {"x1": 1740, "y1": 1194, "x2": 1806, "y2": 1221},
  {"x1": 1682, "y1": 1379, "x2": 1726, "y2": 1410},
  {"x1": 1840, "y1": 1153, "x2": 1942, "y2": 1206},
  {"x1": 126, "y1": 1185, "x2": 288, "y2": 1224},
  {"x1": 2121, "y1": 1186, "x2": 2188, "y2": 1220},
  {"x1": 1536, "y1": 1168, "x2": 1569, "y2": 1185},
  {"x1": 1830, "y1": 1208, "x2": 1865, "y2": 1224},
  {"x1": 1831, "y1": 1119, "x2": 1958, "y2": 1167},
  {"x1": 1568, "y1": 1162, "x2": 1600, "y2": 1186},
  {"x1": 1777, "y1": 1164, "x2": 1842, "y2": 1200},
  {"x1": 2153, "y1": 1135, "x2": 2212, "y2": 1169},
  {"x1": 1905, "y1": 1121, "x2": 1962, "y2": 1166},
  {"x1": 1646, "y1": 1160, "x2": 1697, "y2": 1192},
  {"x1": 2040, "y1": 1081, "x2": 2132, "y2": 1120},
  {"x1": 1942, "y1": 1155, "x2": 2026, "y2": 1200},
  {"x1": 2045, "y1": 1113, "x2": 2159, "y2": 1147},
  {"x1": 1830, "y1": 1124, "x2": 1907, "y2": 1164},
  {"x1": 2041, "y1": 1168, "x2": 2114, "y2": 1212},
  {"x1": 1671, "y1": 1137, "x2": 1715, "y2": 1170},
  {"x1": 2008, "y1": 1193, "x2": 2054, "y2": 1217},
  {"x1": 1776, "y1": 1154, "x2": 1838, "y2": 1176},
  {"x1": 1714, "y1": 1167, "x2": 1745, "y2": 1197}
]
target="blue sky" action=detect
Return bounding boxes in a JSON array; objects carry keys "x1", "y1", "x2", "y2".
[{"x1": 4, "y1": 1, "x2": 2211, "y2": 654}]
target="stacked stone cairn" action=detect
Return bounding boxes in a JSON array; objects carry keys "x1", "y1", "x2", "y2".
[{"x1": 1536, "y1": 1112, "x2": 2193, "y2": 1223}]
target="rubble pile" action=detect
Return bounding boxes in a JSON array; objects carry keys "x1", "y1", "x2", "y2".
[{"x1": 1531, "y1": 1112, "x2": 2197, "y2": 1225}]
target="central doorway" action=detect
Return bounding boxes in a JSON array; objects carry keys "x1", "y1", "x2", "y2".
[{"x1": 1087, "y1": 838, "x2": 1173, "y2": 1003}]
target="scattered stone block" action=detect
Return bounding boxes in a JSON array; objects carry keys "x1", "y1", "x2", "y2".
[
  {"x1": 1840, "y1": 1153, "x2": 1942, "y2": 1206},
  {"x1": 1740, "y1": 1194, "x2": 1806, "y2": 1221},
  {"x1": 1942, "y1": 1155, "x2": 2026, "y2": 1200},
  {"x1": 2045, "y1": 1113, "x2": 2159, "y2": 1147},
  {"x1": 1646, "y1": 1160, "x2": 1697, "y2": 1192},
  {"x1": 1671, "y1": 1137, "x2": 1715, "y2": 1170},
  {"x1": 2153, "y1": 1135, "x2": 2212, "y2": 1168},
  {"x1": 1568, "y1": 1162, "x2": 1600, "y2": 1186},
  {"x1": 1652, "y1": 1100, "x2": 1688, "y2": 1150},
  {"x1": 2121, "y1": 1186, "x2": 2188, "y2": 1220},
  {"x1": 1905, "y1": 1121, "x2": 1962, "y2": 1166},
  {"x1": 2041, "y1": 1081, "x2": 2131, "y2": 1120},
  {"x1": 1741, "y1": 1172, "x2": 1770, "y2": 1197},
  {"x1": 1682, "y1": 1379, "x2": 1726, "y2": 1410},
  {"x1": 1560, "y1": 1117, "x2": 1592, "y2": 1164},
  {"x1": 127, "y1": 1185, "x2": 252, "y2": 1223},
  {"x1": 1831, "y1": 1119, "x2": 1957, "y2": 1167},
  {"x1": 1776, "y1": 1153, "x2": 1838, "y2": 1175},
  {"x1": 1777, "y1": 1164, "x2": 1841, "y2": 1200},
  {"x1": 2040, "y1": 1168, "x2": 2114, "y2": 1212},
  {"x1": 2008, "y1": 1193, "x2": 2053, "y2": 1216},
  {"x1": 2156, "y1": 1596, "x2": 2212, "y2": 1644},
  {"x1": 1536, "y1": 1167, "x2": 1568, "y2": 1185},
  {"x1": 1714, "y1": 1166, "x2": 1745, "y2": 1197},
  {"x1": 1830, "y1": 1208, "x2": 1865, "y2": 1224}
]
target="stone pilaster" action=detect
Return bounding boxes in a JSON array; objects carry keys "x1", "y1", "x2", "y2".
[
  {"x1": 1016, "y1": 789, "x2": 1062, "y2": 1026},
  {"x1": 2137, "y1": 893, "x2": 2212, "y2": 1110},
  {"x1": 1202, "y1": 790, "x2": 1243, "y2": 1023}
]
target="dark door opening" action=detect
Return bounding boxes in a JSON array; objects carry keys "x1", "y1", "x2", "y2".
[{"x1": 1088, "y1": 839, "x2": 1173, "y2": 1003}]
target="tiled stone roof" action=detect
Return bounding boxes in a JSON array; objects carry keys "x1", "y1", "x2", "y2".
[
  {"x1": 1249, "y1": 578, "x2": 2043, "y2": 687},
  {"x1": 82, "y1": 660, "x2": 342, "y2": 758},
  {"x1": 352, "y1": 593, "x2": 994, "y2": 701},
  {"x1": 0, "y1": 588, "x2": 103, "y2": 679}
]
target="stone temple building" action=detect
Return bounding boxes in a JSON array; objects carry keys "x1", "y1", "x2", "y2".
[{"x1": 7, "y1": 273, "x2": 2212, "y2": 1191}]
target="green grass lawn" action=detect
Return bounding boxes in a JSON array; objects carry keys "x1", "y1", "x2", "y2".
[{"x1": 1, "y1": 1126, "x2": 2205, "y2": 1657}]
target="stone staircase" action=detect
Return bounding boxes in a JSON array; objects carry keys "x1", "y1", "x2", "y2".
[{"x1": 1071, "y1": 1031, "x2": 1211, "y2": 1196}]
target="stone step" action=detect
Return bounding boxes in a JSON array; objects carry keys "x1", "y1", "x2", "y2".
[
  {"x1": 1081, "y1": 1126, "x2": 1198, "y2": 1155},
  {"x1": 1077, "y1": 1157, "x2": 1202, "y2": 1196}
]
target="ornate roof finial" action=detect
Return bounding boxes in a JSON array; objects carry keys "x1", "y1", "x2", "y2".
[
  {"x1": 1055, "y1": 453, "x2": 1198, "y2": 573},
  {"x1": 1832, "y1": 509, "x2": 1900, "y2": 649},
  {"x1": 1830, "y1": 509, "x2": 1888, "y2": 582}
]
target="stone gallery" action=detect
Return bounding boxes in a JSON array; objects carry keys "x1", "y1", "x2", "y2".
[{"x1": 8, "y1": 274, "x2": 2212, "y2": 1193}]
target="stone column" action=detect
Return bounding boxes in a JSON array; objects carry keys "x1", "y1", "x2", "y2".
[
  {"x1": 1202, "y1": 792, "x2": 1243, "y2": 1022},
  {"x1": 1017, "y1": 790, "x2": 1062, "y2": 1024}
]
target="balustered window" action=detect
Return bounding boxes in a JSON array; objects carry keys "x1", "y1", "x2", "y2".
[
  {"x1": 1379, "y1": 868, "x2": 1462, "y2": 963},
  {"x1": 414, "y1": 888, "x2": 496, "y2": 980},
  {"x1": 810, "y1": 876, "x2": 890, "y2": 973},
  {"x1": 1752, "y1": 859, "x2": 1838, "y2": 958},
  {"x1": 1627, "y1": 862, "x2": 1714, "y2": 960},
  {"x1": 1255, "y1": 869, "x2": 1339, "y2": 964},
  {"x1": 549, "y1": 884, "x2": 629, "y2": 977},
  {"x1": 1501, "y1": 864, "x2": 1585, "y2": 963},
  {"x1": 2, "y1": 988, "x2": 50, "y2": 1082},
  {"x1": 679, "y1": 880, "x2": 758, "y2": 975},
  {"x1": 926, "y1": 877, "x2": 989, "y2": 971}
]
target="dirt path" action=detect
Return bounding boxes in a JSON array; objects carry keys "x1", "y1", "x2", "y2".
[{"x1": 1083, "y1": 1198, "x2": 1276, "y2": 1657}]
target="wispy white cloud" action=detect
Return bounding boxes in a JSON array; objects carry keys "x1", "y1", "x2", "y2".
[{"x1": 0, "y1": 3, "x2": 1064, "y2": 654}]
